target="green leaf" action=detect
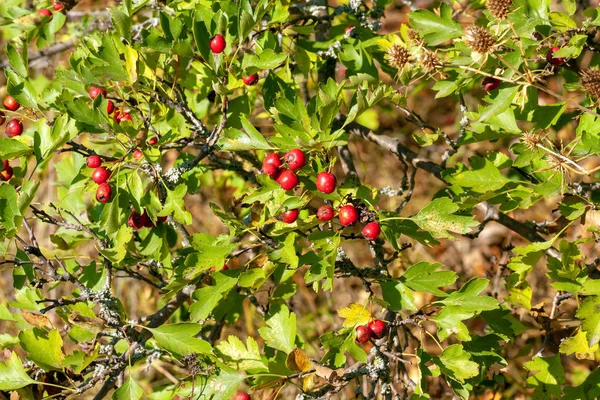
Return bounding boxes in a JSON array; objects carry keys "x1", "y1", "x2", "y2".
[
  {"x1": 478, "y1": 86, "x2": 519, "y2": 123},
  {"x1": 408, "y1": 3, "x2": 463, "y2": 45},
  {"x1": 18, "y1": 329, "x2": 65, "y2": 371},
  {"x1": 446, "y1": 156, "x2": 511, "y2": 193},
  {"x1": 524, "y1": 355, "x2": 565, "y2": 398},
  {"x1": 178, "y1": 368, "x2": 244, "y2": 400},
  {"x1": 184, "y1": 234, "x2": 237, "y2": 280},
  {"x1": 258, "y1": 303, "x2": 296, "y2": 354},
  {"x1": 410, "y1": 197, "x2": 478, "y2": 240},
  {"x1": 438, "y1": 278, "x2": 498, "y2": 313},
  {"x1": 216, "y1": 335, "x2": 268, "y2": 372},
  {"x1": 432, "y1": 306, "x2": 474, "y2": 341},
  {"x1": 576, "y1": 296, "x2": 600, "y2": 347},
  {"x1": 159, "y1": 184, "x2": 192, "y2": 225},
  {"x1": 0, "y1": 352, "x2": 37, "y2": 390},
  {"x1": 380, "y1": 280, "x2": 417, "y2": 312},
  {"x1": 0, "y1": 138, "x2": 32, "y2": 159},
  {"x1": 241, "y1": 49, "x2": 287, "y2": 73},
  {"x1": 190, "y1": 272, "x2": 238, "y2": 321},
  {"x1": 7, "y1": 43, "x2": 27, "y2": 78},
  {"x1": 0, "y1": 184, "x2": 22, "y2": 239},
  {"x1": 434, "y1": 344, "x2": 479, "y2": 383},
  {"x1": 559, "y1": 329, "x2": 599, "y2": 360},
  {"x1": 219, "y1": 117, "x2": 273, "y2": 151},
  {"x1": 112, "y1": 377, "x2": 143, "y2": 400},
  {"x1": 145, "y1": 323, "x2": 212, "y2": 358},
  {"x1": 401, "y1": 262, "x2": 457, "y2": 297},
  {"x1": 269, "y1": 233, "x2": 299, "y2": 270},
  {"x1": 6, "y1": 69, "x2": 39, "y2": 110}
]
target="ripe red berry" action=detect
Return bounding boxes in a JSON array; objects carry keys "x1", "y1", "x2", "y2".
[
  {"x1": 263, "y1": 153, "x2": 282, "y2": 168},
  {"x1": 233, "y1": 392, "x2": 251, "y2": 400},
  {"x1": 262, "y1": 163, "x2": 280, "y2": 179},
  {"x1": 242, "y1": 73, "x2": 259, "y2": 86},
  {"x1": 89, "y1": 87, "x2": 107, "y2": 99},
  {"x1": 284, "y1": 149, "x2": 306, "y2": 171},
  {"x1": 0, "y1": 111, "x2": 5, "y2": 125},
  {"x1": 6, "y1": 120, "x2": 23, "y2": 137},
  {"x1": 133, "y1": 149, "x2": 143, "y2": 160},
  {"x1": 362, "y1": 221, "x2": 381, "y2": 241},
  {"x1": 317, "y1": 205, "x2": 334, "y2": 222},
  {"x1": 96, "y1": 182, "x2": 112, "y2": 203},
  {"x1": 277, "y1": 169, "x2": 299, "y2": 191},
  {"x1": 37, "y1": 8, "x2": 52, "y2": 17},
  {"x1": 482, "y1": 77, "x2": 500, "y2": 92},
  {"x1": 210, "y1": 34, "x2": 226, "y2": 53},
  {"x1": 106, "y1": 100, "x2": 115, "y2": 114},
  {"x1": 4, "y1": 96, "x2": 20, "y2": 112},
  {"x1": 86, "y1": 155, "x2": 102, "y2": 168},
  {"x1": 0, "y1": 164, "x2": 13, "y2": 181},
  {"x1": 128, "y1": 211, "x2": 148, "y2": 230},
  {"x1": 91, "y1": 167, "x2": 110, "y2": 184},
  {"x1": 339, "y1": 204, "x2": 358, "y2": 226},
  {"x1": 52, "y1": 1, "x2": 64, "y2": 11},
  {"x1": 114, "y1": 110, "x2": 132, "y2": 124},
  {"x1": 546, "y1": 46, "x2": 564, "y2": 66},
  {"x1": 157, "y1": 216, "x2": 168, "y2": 224},
  {"x1": 315, "y1": 171, "x2": 336, "y2": 194},
  {"x1": 279, "y1": 209, "x2": 299, "y2": 224},
  {"x1": 148, "y1": 136, "x2": 158, "y2": 146},
  {"x1": 368, "y1": 319, "x2": 387, "y2": 339},
  {"x1": 356, "y1": 325, "x2": 372, "y2": 344}
]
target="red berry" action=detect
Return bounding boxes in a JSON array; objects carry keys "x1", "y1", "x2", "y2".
[
  {"x1": 114, "y1": 110, "x2": 132, "y2": 124},
  {"x1": 210, "y1": 34, "x2": 226, "y2": 53},
  {"x1": 368, "y1": 319, "x2": 387, "y2": 339},
  {"x1": 546, "y1": 46, "x2": 564, "y2": 66},
  {"x1": 96, "y1": 182, "x2": 112, "y2": 203},
  {"x1": 362, "y1": 221, "x2": 381, "y2": 241},
  {"x1": 242, "y1": 73, "x2": 259, "y2": 86},
  {"x1": 52, "y1": 1, "x2": 64, "y2": 11},
  {"x1": 233, "y1": 392, "x2": 251, "y2": 400},
  {"x1": 37, "y1": 8, "x2": 52, "y2": 17},
  {"x1": 284, "y1": 149, "x2": 306, "y2": 171},
  {"x1": 315, "y1": 171, "x2": 336, "y2": 194},
  {"x1": 128, "y1": 211, "x2": 148, "y2": 230},
  {"x1": 482, "y1": 77, "x2": 500, "y2": 92},
  {"x1": 106, "y1": 100, "x2": 115, "y2": 114},
  {"x1": 4, "y1": 96, "x2": 20, "y2": 112},
  {"x1": 133, "y1": 149, "x2": 143, "y2": 160},
  {"x1": 276, "y1": 169, "x2": 299, "y2": 191},
  {"x1": 1, "y1": 160, "x2": 7, "y2": 172},
  {"x1": 148, "y1": 136, "x2": 158, "y2": 146},
  {"x1": 89, "y1": 87, "x2": 107, "y2": 99},
  {"x1": 262, "y1": 163, "x2": 280, "y2": 179},
  {"x1": 0, "y1": 164, "x2": 13, "y2": 181},
  {"x1": 263, "y1": 153, "x2": 282, "y2": 168},
  {"x1": 0, "y1": 111, "x2": 5, "y2": 125},
  {"x1": 317, "y1": 205, "x2": 334, "y2": 222},
  {"x1": 91, "y1": 167, "x2": 110, "y2": 184},
  {"x1": 279, "y1": 209, "x2": 299, "y2": 224},
  {"x1": 355, "y1": 325, "x2": 372, "y2": 344},
  {"x1": 157, "y1": 216, "x2": 168, "y2": 224},
  {"x1": 6, "y1": 120, "x2": 23, "y2": 137},
  {"x1": 339, "y1": 204, "x2": 358, "y2": 226},
  {"x1": 86, "y1": 155, "x2": 101, "y2": 168},
  {"x1": 142, "y1": 211, "x2": 156, "y2": 228}
]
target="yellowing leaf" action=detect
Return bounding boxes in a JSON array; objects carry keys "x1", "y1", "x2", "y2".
[
  {"x1": 337, "y1": 303, "x2": 371, "y2": 328},
  {"x1": 286, "y1": 348, "x2": 311, "y2": 372}
]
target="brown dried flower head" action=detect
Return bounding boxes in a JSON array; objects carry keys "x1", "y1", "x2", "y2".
[
  {"x1": 387, "y1": 44, "x2": 411, "y2": 69},
  {"x1": 420, "y1": 50, "x2": 442, "y2": 72},
  {"x1": 407, "y1": 29, "x2": 423, "y2": 45},
  {"x1": 581, "y1": 67, "x2": 600, "y2": 101},
  {"x1": 486, "y1": 0, "x2": 513, "y2": 20},
  {"x1": 522, "y1": 131, "x2": 543, "y2": 152},
  {"x1": 465, "y1": 25, "x2": 496, "y2": 54}
]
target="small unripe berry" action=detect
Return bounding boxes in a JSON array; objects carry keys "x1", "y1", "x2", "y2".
[
  {"x1": 482, "y1": 77, "x2": 500, "y2": 92},
  {"x1": 284, "y1": 149, "x2": 306, "y2": 171},
  {"x1": 106, "y1": 100, "x2": 115, "y2": 114},
  {"x1": 242, "y1": 73, "x2": 259, "y2": 86},
  {"x1": 546, "y1": 46, "x2": 564, "y2": 66},
  {"x1": 368, "y1": 319, "x2": 387, "y2": 339},
  {"x1": 6, "y1": 120, "x2": 23, "y2": 137},
  {"x1": 148, "y1": 136, "x2": 158, "y2": 146},
  {"x1": 279, "y1": 209, "x2": 299, "y2": 224},
  {"x1": 210, "y1": 34, "x2": 226, "y2": 53},
  {"x1": 315, "y1": 171, "x2": 336, "y2": 194},
  {"x1": 362, "y1": 221, "x2": 381, "y2": 241},
  {"x1": 91, "y1": 167, "x2": 110, "y2": 184},
  {"x1": 356, "y1": 325, "x2": 372, "y2": 344},
  {"x1": 89, "y1": 86, "x2": 107, "y2": 99},
  {"x1": 37, "y1": 8, "x2": 52, "y2": 17},
  {"x1": 96, "y1": 182, "x2": 112, "y2": 203},
  {"x1": 133, "y1": 149, "x2": 143, "y2": 161},
  {"x1": 86, "y1": 155, "x2": 102, "y2": 168},
  {"x1": 276, "y1": 169, "x2": 299, "y2": 191},
  {"x1": 317, "y1": 205, "x2": 334, "y2": 222},
  {"x1": 128, "y1": 211, "x2": 148, "y2": 230},
  {"x1": 3, "y1": 96, "x2": 20, "y2": 112},
  {"x1": 339, "y1": 204, "x2": 358, "y2": 226},
  {"x1": 233, "y1": 392, "x2": 251, "y2": 400}
]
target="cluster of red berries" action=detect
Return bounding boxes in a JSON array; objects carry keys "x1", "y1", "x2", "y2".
[
  {"x1": 2, "y1": 96, "x2": 24, "y2": 138},
  {"x1": 208, "y1": 34, "x2": 259, "y2": 86},
  {"x1": 86, "y1": 155, "x2": 112, "y2": 204},
  {"x1": 355, "y1": 319, "x2": 388, "y2": 344},
  {"x1": 36, "y1": 1, "x2": 64, "y2": 17}
]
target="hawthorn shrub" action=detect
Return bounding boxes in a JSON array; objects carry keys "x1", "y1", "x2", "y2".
[{"x1": 1, "y1": 0, "x2": 600, "y2": 399}]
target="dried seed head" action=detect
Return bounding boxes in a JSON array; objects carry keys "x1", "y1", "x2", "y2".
[
  {"x1": 486, "y1": 0, "x2": 513, "y2": 20},
  {"x1": 420, "y1": 50, "x2": 443, "y2": 72},
  {"x1": 407, "y1": 29, "x2": 423, "y2": 45},
  {"x1": 386, "y1": 44, "x2": 411, "y2": 69},
  {"x1": 465, "y1": 25, "x2": 496, "y2": 54},
  {"x1": 522, "y1": 131, "x2": 543, "y2": 151},
  {"x1": 581, "y1": 67, "x2": 600, "y2": 101}
]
